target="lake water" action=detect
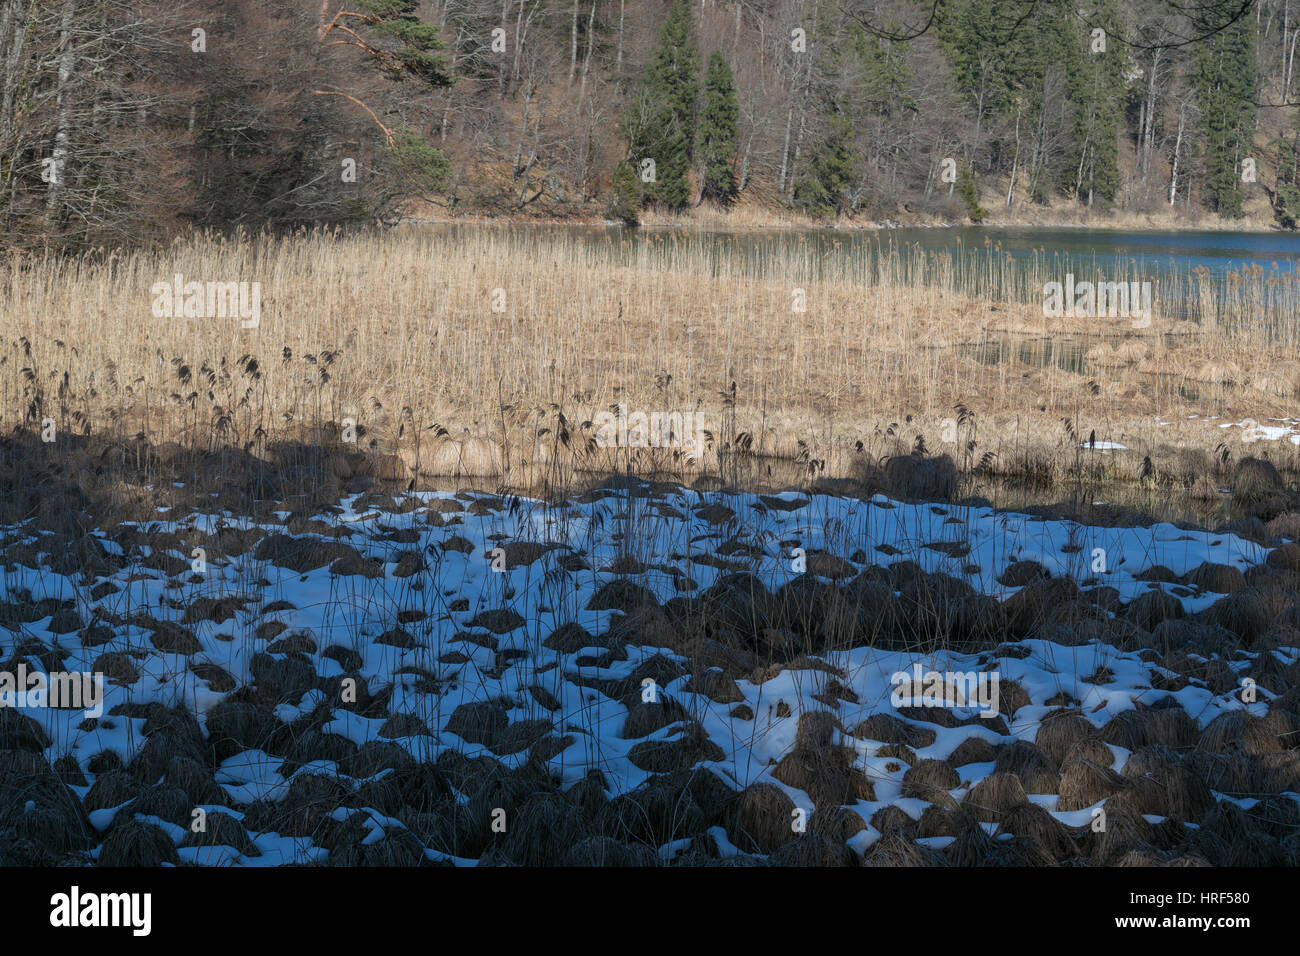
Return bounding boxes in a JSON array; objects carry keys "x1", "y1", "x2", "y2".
[
  {"x1": 455, "y1": 222, "x2": 1300, "y2": 320},
  {"x1": 861, "y1": 224, "x2": 1300, "y2": 277},
  {"x1": 619, "y1": 223, "x2": 1300, "y2": 278}
]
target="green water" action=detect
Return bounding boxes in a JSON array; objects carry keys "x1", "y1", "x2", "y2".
[{"x1": 442, "y1": 221, "x2": 1300, "y2": 318}]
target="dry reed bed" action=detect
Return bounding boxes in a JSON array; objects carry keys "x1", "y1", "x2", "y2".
[{"x1": 2, "y1": 228, "x2": 1297, "y2": 493}]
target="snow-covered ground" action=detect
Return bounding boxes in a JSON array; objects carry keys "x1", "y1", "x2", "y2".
[
  {"x1": 2, "y1": 483, "x2": 1298, "y2": 866},
  {"x1": 1220, "y1": 417, "x2": 1300, "y2": 445}
]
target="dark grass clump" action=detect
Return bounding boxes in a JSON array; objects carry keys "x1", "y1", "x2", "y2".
[{"x1": 98, "y1": 820, "x2": 181, "y2": 867}]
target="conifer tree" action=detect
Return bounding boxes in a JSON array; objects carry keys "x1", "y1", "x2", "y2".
[
  {"x1": 1194, "y1": 13, "x2": 1256, "y2": 217},
  {"x1": 698, "y1": 51, "x2": 739, "y2": 205},
  {"x1": 608, "y1": 161, "x2": 642, "y2": 224},
  {"x1": 1066, "y1": 0, "x2": 1124, "y2": 206},
  {"x1": 319, "y1": 0, "x2": 454, "y2": 195},
  {"x1": 956, "y1": 162, "x2": 987, "y2": 222},
  {"x1": 794, "y1": 113, "x2": 857, "y2": 216},
  {"x1": 623, "y1": 0, "x2": 699, "y2": 210}
]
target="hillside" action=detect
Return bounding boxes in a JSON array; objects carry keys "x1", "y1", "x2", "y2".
[{"x1": 4, "y1": 0, "x2": 1299, "y2": 246}]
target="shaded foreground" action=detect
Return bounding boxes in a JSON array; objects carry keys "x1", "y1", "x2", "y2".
[{"x1": 2, "y1": 436, "x2": 1300, "y2": 867}]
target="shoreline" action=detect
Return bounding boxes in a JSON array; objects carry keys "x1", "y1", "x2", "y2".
[{"x1": 394, "y1": 204, "x2": 1292, "y2": 235}]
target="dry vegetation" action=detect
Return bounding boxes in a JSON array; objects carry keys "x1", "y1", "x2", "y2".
[
  {"x1": 3, "y1": 226, "x2": 1300, "y2": 870},
  {"x1": 2, "y1": 226, "x2": 1297, "y2": 512}
]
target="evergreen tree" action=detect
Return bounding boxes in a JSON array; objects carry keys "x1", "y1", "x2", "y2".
[
  {"x1": 956, "y1": 161, "x2": 988, "y2": 222},
  {"x1": 841, "y1": 27, "x2": 916, "y2": 119},
  {"x1": 794, "y1": 113, "x2": 857, "y2": 216},
  {"x1": 647, "y1": 0, "x2": 700, "y2": 147},
  {"x1": 937, "y1": 0, "x2": 1021, "y2": 116},
  {"x1": 698, "y1": 51, "x2": 739, "y2": 205},
  {"x1": 608, "y1": 161, "x2": 642, "y2": 225},
  {"x1": 1275, "y1": 184, "x2": 1300, "y2": 228},
  {"x1": 1066, "y1": 0, "x2": 1124, "y2": 205},
  {"x1": 937, "y1": 0, "x2": 1075, "y2": 202},
  {"x1": 623, "y1": 0, "x2": 699, "y2": 210},
  {"x1": 1275, "y1": 136, "x2": 1298, "y2": 188},
  {"x1": 323, "y1": 0, "x2": 455, "y2": 199},
  {"x1": 1194, "y1": 13, "x2": 1256, "y2": 217},
  {"x1": 355, "y1": 0, "x2": 453, "y2": 87},
  {"x1": 1272, "y1": 135, "x2": 1299, "y2": 228}
]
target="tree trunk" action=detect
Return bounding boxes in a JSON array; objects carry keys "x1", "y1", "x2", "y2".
[
  {"x1": 779, "y1": 103, "x2": 794, "y2": 194},
  {"x1": 510, "y1": 2, "x2": 526, "y2": 91},
  {"x1": 1289, "y1": 27, "x2": 1300, "y2": 98},
  {"x1": 578, "y1": 0, "x2": 596, "y2": 102},
  {"x1": 1006, "y1": 103, "x2": 1022, "y2": 208},
  {"x1": 1141, "y1": 50, "x2": 1162, "y2": 181},
  {"x1": 789, "y1": 26, "x2": 815, "y2": 193},
  {"x1": 1284, "y1": 0, "x2": 1291, "y2": 96},
  {"x1": 1170, "y1": 104, "x2": 1186, "y2": 205},
  {"x1": 568, "y1": 0, "x2": 579, "y2": 86},
  {"x1": 46, "y1": 0, "x2": 78, "y2": 222},
  {"x1": 616, "y1": 0, "x2": 625, "y2": 75},
  {"x1": 0, "y1": 0, "x2": 34, "y2": 149}
]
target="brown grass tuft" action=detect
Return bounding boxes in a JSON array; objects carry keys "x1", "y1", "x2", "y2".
[
  {"x1": 996, "y1": 801, "x2": 1079, "y2": 861},
  {"x1": 1035, "y1": 710, "x2": 1100, "y2": 769},
  {"x1": 862, "y1": 832, "x2": 949, "y2": 867},
  {"x1": 1058, "y1": 757, "x2": 1127, "y2": 812},
  {"x1": 962, "y1": 772, "x2": 1028, "y2": 823},
  {"x1": 1198, "y1": 710, "x2": 1285, "y2": 755}
]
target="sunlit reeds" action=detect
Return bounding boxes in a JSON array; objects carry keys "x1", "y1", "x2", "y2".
[{"x1": 1, "y1": 225, "x2": 1295, "y2": 500}]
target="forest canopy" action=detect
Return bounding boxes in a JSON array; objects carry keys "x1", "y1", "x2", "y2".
[{"x1": 0, "y1": 0, "x2": 1292, "y2": 246}]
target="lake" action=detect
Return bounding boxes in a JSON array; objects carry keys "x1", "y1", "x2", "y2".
[
  {"x1": 623, "y1": 222, "x2": 1300, "y2": 277},
  {"x1": 438, "y1": 222, "x2": 1300, "y2": 321}
]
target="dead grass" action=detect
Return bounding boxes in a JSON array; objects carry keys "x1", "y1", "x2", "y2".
[
  {"x1": 1034, "y1": 710, "x2": 1099, "y2": 770},
  {"x1": 2, "y1": 227, "x2": 1298, "y2": 499},
  {"x1": 963, "y1": 771, "x2": 1028, "y2": 823}
]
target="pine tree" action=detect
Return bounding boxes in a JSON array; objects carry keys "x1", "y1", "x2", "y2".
[
  {"x1": 937, "y1": 0, "x2": 1076, "y2": 203},
  {"x1": 1066, "y1": 0, "x2": 1124, "y2": 206},
  {"x1": 698, "y1": 51, "x2": 739, "y2": 205},
  {"x1": 1276, "y1": 183, "x2": 1300, "y2": 228},
  {"x1": 608, "y1": 160, "x2": 641, "y2": 224},
  {"x1": 646, "y1": 0, "x2": 700, "y2": 151},
  {"x1": 842, "y1": 27, "x2": 915, "y2": 119},
  {"x1": 956, "y1": 162, "x2": 987, "y2": 222},
  {"x1": 622, "y1": 0, "x2": 699, "y2": 211},
  {"x1": 645, "y1": 121, "x2": 694, "y2": 209},
  {"x1": 1194, "y1": 13, "x2": 1256, "y2": 217},
  {"x1": 320, "y1": 0, "x2": 455, "y2": 198},
  {"x1": 354, "y1": 0, "x2": 452, "y2": 88},
  {"x1": 794, "y1": 113, "x2": 857, "y2": 216},
  {"x1": 937, "y1": 0, "x2": 1017, "y2": 115},
  {"x1": 1272, "y1": 135, "x2": 1299, "y2": 228}
]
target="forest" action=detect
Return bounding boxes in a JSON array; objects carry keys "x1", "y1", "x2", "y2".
[{"x1": 0, "y1": 0, "x2": 1292, "y2": 246}]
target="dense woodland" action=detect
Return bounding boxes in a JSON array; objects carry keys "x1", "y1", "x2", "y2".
[{"x1": 1, "y1": 0, "x2": 1296, "y2": 246}]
